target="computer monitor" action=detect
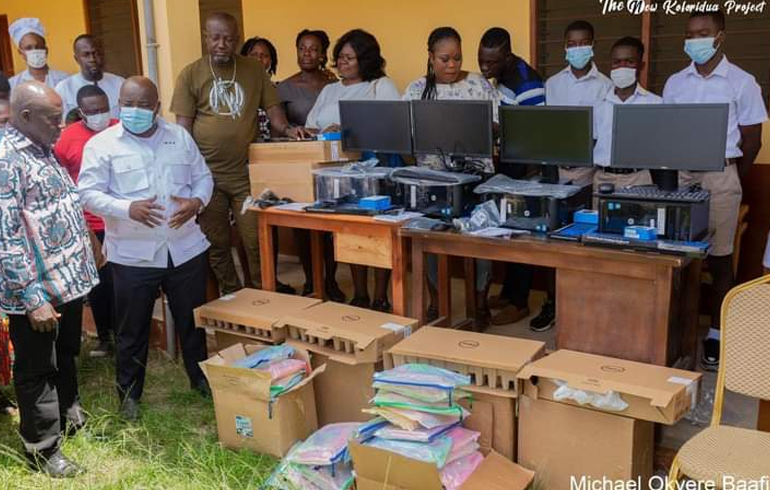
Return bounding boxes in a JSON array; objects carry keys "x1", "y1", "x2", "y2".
[
  {"x1": 411, "y1": 100, "x2": 494, "y2": 159},
  {"x1": 339, "y1": 100, "x2": 413, "y2": 154},
  {"x1": 610, "y1": 103, "x2": 728, "y2": 190},
  {"x1": 499, "y1": 105, "x2": 594, "y2": 168}
]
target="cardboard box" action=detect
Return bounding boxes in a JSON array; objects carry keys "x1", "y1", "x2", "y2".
[
  {"x1": 199, "y1": 343, "x2": 323, "y2": 458},
  {"x1": 386, "y1": 327, "x2": 545, "y2": 396},
  {"x1": 194, "y1": 289, "x2": 321, "y2": 345},
  {"x1": 518, "y1": 396, "x2": 654, "y2": 490},
  {"x1": 518, "y1": 350, "x2": 701, "y2": 425},
  {"x1": 386, "y1": 327, "x2": 545, "y2": 460},
  {"x1": 214, "y1": 330, "x2": 267, "y2": 351},
  {"x1": 249, "y1": 161, "x2": 340, "y2": 202},
  {"x1": 350, "y1": 443, "x2": 534, "y2": 490},
  {"x1": 277, "y1": 302, "x2": 419, "y2": 365},
  {"x1": 249, "y1": 140, "x2": 357, "y2": 164},
  {"x1": 300, "y1": 352, "x2": 382, "y2": 426}
]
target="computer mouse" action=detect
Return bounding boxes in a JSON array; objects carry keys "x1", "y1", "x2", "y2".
[{"x1": 598, "y1": 183, "x2": 615, "y2": 194}]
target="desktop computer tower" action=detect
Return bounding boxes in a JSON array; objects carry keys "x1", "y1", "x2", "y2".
[
  {"x1": 492, "y1": 184, "x2": 592, "y2": 232},
  {"x1": 597, "y1": 194, "x2": 710, "y2": 241},
  {"x1": 399, "y1": 182, "x2": 478, "y2": 218}
]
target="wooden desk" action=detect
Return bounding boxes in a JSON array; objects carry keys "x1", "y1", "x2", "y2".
[
  {"x1": 402, "y1": 228, "x2": 702, "y2": 367},
  {"x1": 253, "y1": 207, "x2": 408, "y2": 316}
]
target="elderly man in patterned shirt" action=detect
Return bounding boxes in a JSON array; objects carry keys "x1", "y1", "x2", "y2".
[{"x1": 0, "y1": 81, "x2": 99, "y2": 478}]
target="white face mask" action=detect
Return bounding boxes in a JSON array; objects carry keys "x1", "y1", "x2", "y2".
[
  {"x1": 83, "y1": 111, "x2": 111, "y2": 132},
  {"x1": 25, "y1": 49, "x2": 48, "y2": 69},
  {"x1": 610, "y1": 67, "x2": 637, "y2": 89}
]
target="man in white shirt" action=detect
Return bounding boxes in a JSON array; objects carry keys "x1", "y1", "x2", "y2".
[
  {"x1": 593, "y1": 37, "x2": 660, "y2": 192},
  {"x1": 55, "y1": 34, "x2": 125, "y2": 122},
  {"x1": 7, "y1": 18, "x2": 69, "y2": 90},
  {"x1": 546, "y1": 20, "x2": 612, "y2": 188},
  {"x1": 663, "y1": 10, "x2": 767, "y2": 370},
  {"x1": 79, "y1": 77, "x2": 214, "y2": 421}
]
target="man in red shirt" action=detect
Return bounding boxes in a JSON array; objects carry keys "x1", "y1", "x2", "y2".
[{"x1": 54, "y1": 85, "x2": 116, "y2": 358}]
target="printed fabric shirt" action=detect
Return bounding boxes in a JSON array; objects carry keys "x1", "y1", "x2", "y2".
[{"x1": 0, "y1": 127, "x2": 99, "y2": 314}]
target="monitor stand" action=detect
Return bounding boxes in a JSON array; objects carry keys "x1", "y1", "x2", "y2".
[
  {"x1": 650, "y1": 169, "x2": 679, "y2": 192},
  {"x1": 539, "y1": 165, "x2": 560, "y2": 185}
]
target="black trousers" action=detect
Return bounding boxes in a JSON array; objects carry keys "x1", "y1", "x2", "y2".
[
  {"x1": 89, "y1": 231, "x2": 114, "y2": 343},
  {"x1": 111, "y1": 252, "x2": 208, "y2": 401},
  {"x1": 498, "y1": 162, "x2": 535, "y2": 308},
  {"x1": 9, "y1": 299, "x2": 83, "y2": 456}
]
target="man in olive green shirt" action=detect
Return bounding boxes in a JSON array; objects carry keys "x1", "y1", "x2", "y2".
[{"x1": 171, "y1": 12, "x2": 304, "y2": 293}]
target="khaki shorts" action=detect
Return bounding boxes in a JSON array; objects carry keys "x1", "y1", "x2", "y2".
[
  {"x1": 680, "y1": 164, "x2": 742, "y2": 257},
  {"x1": 592, "y1": 169, "x2": 653, "y2": 207},
  {"x1": 559, "y1": 167, "x2": 596, "y2": 187}
]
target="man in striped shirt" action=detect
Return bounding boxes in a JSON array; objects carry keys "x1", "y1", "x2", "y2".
[{"x1": 478, "y1": 28, "x2": 547, "y2": 328}]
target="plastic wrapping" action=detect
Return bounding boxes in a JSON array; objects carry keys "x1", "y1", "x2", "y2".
[
  {"x1": 552, "y1": 379, "x2": 630, "y2": 412},
  {"x1": 258, "y1": 359, "x2": 307, "y2": 381},
  {"x1": 363, "y1": 405, "x2": 469, "y2": 431},
  {"x1": 400, "y1": 217, "x2": 451, "y2": 232},
  {"x1": 270, "y1": 372, "x2": 306, "y2": 398},
  {"x1": 266, "y1": 444, "x2": 354, "y2": 490},
  {"x1": 445, "y1": 427, "x2": 481, "y2": 464},
  {"x1": 286, "y1": 423, "x2": 361, "y2": 466},
  {"x1": 373, "y1": 422, "x2": 458, "y2": 443},
  {"x1": 354, "y1": 417, "x2": 389, "y2": 442},
  {"x1": 474, "y1": 174, "x2": 582, "y2": 199},
  {"x1": 453, "y1": 200, "x2": 502, "y2": 233},
  {"x1": 230, "y1": 345, "x2": 295, "y2": 369},
  {"x1": 365, "y1": 435, "x2": 453, "y2": 468},
  {"x1": 440, "y1": 451, "x2": 484, "y2": 490},
  {"x1": 390, "y1": 167, "x2": 481, "y2": 187},
  {"x1": 313, "y1": 159, "x2": 393, "y2": 201},
  {"x1": 372, "y1": 391, "x2": 468, "y2": 416},
  {"x1": 372, "y1": 364, "x2": 471, "y2": 403}
]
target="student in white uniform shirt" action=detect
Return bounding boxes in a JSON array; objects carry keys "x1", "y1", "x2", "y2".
[
  {"x1": 56, "y1": 34, "x2": 125, "y2": 122},
  {"x1": 545, "y1": 20, "x2": 612, "y2": 187},
  {"x1": 78, "y1": 77, "x2": 214, "y2": 421},
  {"x1": 663, "y1": 10, "x2": 766, "y2": 371},
  {"x1": 593, "y1": 37, "x2": 660, "y2": 192},
  {"x1": 7, "y1": 18, "x2": 69, "y2": 90}
]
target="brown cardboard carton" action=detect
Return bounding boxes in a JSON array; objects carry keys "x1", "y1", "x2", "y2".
[
  {"x1": 248, "y1": 140, "x2": 357, "y2": 164},
  {"x1": 249, "y1": 161, "x2": 343, "y2": 202},
  {"x1": 350, "y1": 443, "x2": 534, "y2": 490},
  {"x1": 298, "y1": 351, "x2": 381, "y2": 426},
  {"x1": 277, "y1": 302, "x2": 419, "y2": 365},
  {"x1": 459, "y1": 392, "x2": 516, "y2": 460},
  {"x1": 194, "y1": 288, "x2": 321, "y2": 345},
  {"x1": 518, "y1": 396, "x2": 654, "y2": 490},
  {"x1": 387, "y1": 326, "x2": 545, "y2": 396},
  {"x1": 518, "y1": 349, "x2": 701, "y2": 424},
  {"x1": 199, "y1": 343, "x2": 324, "y2": 458},
  {"x1": 214, "y1": 330, "x2": 267, "y2": 351}
]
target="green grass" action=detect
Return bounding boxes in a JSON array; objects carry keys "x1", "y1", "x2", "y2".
[{"x1": 0, "y1": 343, "x2": 278, "y2": 490}]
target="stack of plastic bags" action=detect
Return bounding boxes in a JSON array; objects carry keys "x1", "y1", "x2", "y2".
[
  {"x1": 230, "y1": 345, "x2": 309, "y2": 399},
  {"x1": 266, "y1": 423, "x2": 360, "y2": 490},
  {"x1": 360, "y1": 364, "x2": 486, "y2": 490}
]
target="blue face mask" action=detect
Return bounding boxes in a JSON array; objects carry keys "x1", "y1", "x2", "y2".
[
  {"x1": 684, "y1": 36, "x2": 719, "y2": 65},
  {"x1": 565, "y1": 45, "x2": 594, "y2": 70},
  {"x1": 120, "y1": 106, "x2": 155, "y2": 134}
]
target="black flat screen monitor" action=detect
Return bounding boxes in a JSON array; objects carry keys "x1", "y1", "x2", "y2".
[
  {"x1": 499, "y1": 105, "x2": 594, "y2": 167},
  {"x1": 411, "y1": 100, "x2": 494, "y2": 158},
  {"x1": 610, "y1": 103, "x2": 728, "y2": 172},
  {"x1": 339, "y1": 100, "x2": 412, "y2": 154}
]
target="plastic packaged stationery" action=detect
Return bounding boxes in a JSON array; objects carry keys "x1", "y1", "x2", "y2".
[
  {"x1": 371, "y1": 391, "x2": 466, "y2": 415},
  {"x1": 258, "y1": 359, "x2": 307, "y2": 381},
  {"x1": 363, "y1": 405, "x2": 469, "y2": 430},
  {"x1": 365, "y1": 435, "x2": 453, "y2": 468},
  {"x1": 440, "y1": 451, "x2": 484, "y2": 490},
  {"x1": 286, "y1": 423, "x2": 360, "y2": 466},
  {"x1": 373, "y1": 421, "x2": 459, "y2": 443},
  {"x1": 270, "y1": 372, "x2": 306, "y2": 398},
  {"x1": 230, "y1": 344, "x2": 295, "y2": 369},
  {"x1": 445, "y1": 427, "x2": 481, "y2": 464},
  {"x1": 294, "y1": 463, "x2": 354, "y2": 490},
  {"x1": 372, "y1": 364, "x2": 471, "y2": 403},
  {"x1": 354, "y1": 418, "x2": 389, "y2": 442}
]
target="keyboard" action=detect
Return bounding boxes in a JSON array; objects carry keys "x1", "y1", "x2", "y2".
[{"x1": 610, "y1": 186, "x2": 710, "y2": 203}]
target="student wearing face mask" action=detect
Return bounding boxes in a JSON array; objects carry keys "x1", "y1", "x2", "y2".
[
  {"x1": 663, "y1": 10, "x2": 766, "y2": 371},
  {"x1": 7, "y1": 18, "x2": 69, "y2": 90},
  {"x1": 54, "y1": 85, "x2": 117, "y2": 359},
  {"x1": 592, "y1": 37, "x2": 659, "y2": 192}
]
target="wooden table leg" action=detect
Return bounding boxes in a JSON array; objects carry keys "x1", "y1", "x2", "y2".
[
  {"x1": 412, "y1": 238, "x2": 426, "y2": 326},
  {"x1": 258, "y1": 216, "x2": 276, "y2": 291},
  {"x1": 437, "y1": 255, "x2": 451, "y2": 327},
  {"x1": 310, "y1": 231, "x2": 325, "y2": 300},
  {"x1": 464, "y1": 258, "x2": 478, "y2": 330},
  {"x1": 391, "y1": 233, "x2": 406, "y2": 317},
  {"x1": 679, "y1": 260, "x2": 703, "y2": 370},
  {"x1": 759, "y1": 400, "x2": 770, "y2": 432}
]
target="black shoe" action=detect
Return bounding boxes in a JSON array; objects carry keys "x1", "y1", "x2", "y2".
[
  {"x1": 89, "y1": 340, "x2": 113, "y2": 358},
  {"x1": 426, "y1": 305, "x2": 439, "y2": 323},
  {"x1": 350, "y1": 296, "x2": 371, "y2": 309},
  {"x1": 530, "y1": 301, "x2": 555, "y2": 332},
  {"x1": 29, "y1": 450, "x2": 83, "y2": 478},
  {"x1": 701, "y1": 338, "x2": 720, "y2": 371},
  {"x1": 276, "y1": 281, "x2": 296, "y2": 295},
  {"x1": 371, "y1": 299, "x2": 392, "y2": 313},
  {"x1": 301, "y1": 283, "x2": 314, "y2": 297},
  {"x1": 63, "y1": 402, "x2": 87, "y2": 436},
  {"x1": 192, "y1": 379, "x2": 212, "y2": 399},
  {"x1": 119, "y1": 397, "x2": 140, "y2": 422},
  {"x1": 326, "y1": 281, "x2": 346, "y2": 303}
]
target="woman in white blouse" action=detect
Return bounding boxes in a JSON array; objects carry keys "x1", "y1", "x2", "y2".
[
  {"x1": 403, "y1": 26, "x2": 498, "y2": 325},
  {"x1": 305, "y1": 29, "x2": 399, "y2": 312}
]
